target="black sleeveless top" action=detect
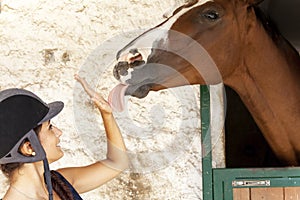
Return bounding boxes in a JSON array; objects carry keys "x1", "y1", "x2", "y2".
[
  {"x1": 1, "y1": 171, "x2": 83, "y2": 200},
  {"x1": 52, "y1": 170, "x2": 83, "y2": 200}
]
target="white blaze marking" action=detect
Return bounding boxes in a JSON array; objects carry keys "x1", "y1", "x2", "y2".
[
  {"x1": 117, "y1": 0, "x2": 212, "y2": 83},
  {"x1": 158, "y1": 0, "x2": 212, "y2": 47},
  {"x1": 125, "y1": 0, "x2": 212, "y2": 58},
  {"x1": 160, "y1": 0, "x2": 213, "y2": 31}
]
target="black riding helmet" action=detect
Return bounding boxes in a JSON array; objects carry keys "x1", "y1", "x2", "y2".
[{"x1": 0, "y1": 88, "x2": 64, "y2": 200}]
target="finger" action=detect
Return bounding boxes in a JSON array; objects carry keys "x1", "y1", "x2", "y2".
[
  {"x1": 74, "y1": 74, "x2": 98, "y2": 98},
  {"x1": 92, "y1": 97, "x2": 109, "y2": 107},
  {"x1": 75, "y1": 74, "x2": 93, "y2": 95},
  {"x1": 91, "y1": 97, "x2": 112, "y2": 113}
]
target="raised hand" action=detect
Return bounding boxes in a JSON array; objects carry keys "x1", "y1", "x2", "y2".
[{"x1": 74, "y1": 74, "x2": 112, "y2": 114}]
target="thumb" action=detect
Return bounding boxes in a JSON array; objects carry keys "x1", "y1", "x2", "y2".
[{"x1": 91, "y1": 97, "x2": 101, "y2": 107}]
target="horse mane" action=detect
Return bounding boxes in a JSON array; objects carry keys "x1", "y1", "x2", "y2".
[
  {"x1": 253, "y1": 6, "x2": 300, "y2": 57},
  {"x1": 253, "y1": 6, "x2": 279, "y2": 42},
  {"x1": 172, "y1": 0, "x2": 198, "y2": 17}
]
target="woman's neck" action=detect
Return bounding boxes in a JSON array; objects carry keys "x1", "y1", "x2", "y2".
[{"x1": 4, "y1": 162, "x2": 49, "y2": 200}]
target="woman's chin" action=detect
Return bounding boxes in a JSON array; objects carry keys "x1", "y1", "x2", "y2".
[{"x1": 48, "y1": 152, "x2": 64, "y2": 163}]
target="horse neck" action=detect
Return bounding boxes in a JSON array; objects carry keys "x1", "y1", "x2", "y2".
[
  {"x1": 229, "y1": 18, "x2": 300, "y2": 109},
  {"x1": 240, "y1": 39, "x2": 299, "y2": 94},
  {"x1": 226, "y1": 21, "x2": 300, "y2": 164}
]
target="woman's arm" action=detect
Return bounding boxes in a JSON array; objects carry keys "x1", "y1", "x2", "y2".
[{"x1": 57, "y1": 74, "x2": 128, "y2": 193}]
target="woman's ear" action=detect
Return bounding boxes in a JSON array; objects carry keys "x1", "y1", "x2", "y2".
[{"x1": 19, "y1": 141, "x2": 36, "y2": 156}]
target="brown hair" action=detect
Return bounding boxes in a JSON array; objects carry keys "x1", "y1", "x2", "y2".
[{"x1": 50, "y1": 170, "x2": 75, "y2": 200}]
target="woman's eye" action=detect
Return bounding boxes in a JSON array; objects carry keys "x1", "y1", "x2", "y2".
[
  {"x1": 49, "y1": 124, "x2": 53, "y2": 130},
  {"x1": 203, "y1": 10, "x2": 219, "y2": 20}
]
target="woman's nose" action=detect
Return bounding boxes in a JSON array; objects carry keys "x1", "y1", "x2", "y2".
[{"x1": 53, "y1": 126, "x2": 62, "y2": 137}]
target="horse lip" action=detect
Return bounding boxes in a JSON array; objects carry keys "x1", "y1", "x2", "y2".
[
  {"x1": 125, "y1": 83, "x2": 152, "y2": 98},
  {"x1": 129, "y1": 53, "x2": 143, "y2": 64}
]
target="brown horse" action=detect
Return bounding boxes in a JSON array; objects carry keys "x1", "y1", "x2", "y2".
[{"x1": 109, "y1": 0, "x2": 300, "y2": 165}]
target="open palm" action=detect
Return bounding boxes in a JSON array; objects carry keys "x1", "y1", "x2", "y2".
[{"x1": 74, "y1": 74, "x2": 112, "y2": 114}]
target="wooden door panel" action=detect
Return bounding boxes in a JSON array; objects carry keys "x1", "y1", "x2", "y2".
[
  {"x1": 233, "y1": 188, "x2": 250, "y2": 200},
  {"x1": 250, "y1": 188, "x2": 283, "y2": 200},
  {"x1": 233, "y1": 187, "x2": 300, "y2": 200},
  {"x1": 284, "y1": 187, "x2": 300, "y2": 200}
]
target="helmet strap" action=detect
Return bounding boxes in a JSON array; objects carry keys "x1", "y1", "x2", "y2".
[{"x1": 43, "y1": 158, "x2": 53, "y2": 200}]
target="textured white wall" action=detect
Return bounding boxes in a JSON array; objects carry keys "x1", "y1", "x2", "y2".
[{"x1": 0, "y1": 0, "x2": 224, "y2": 199}]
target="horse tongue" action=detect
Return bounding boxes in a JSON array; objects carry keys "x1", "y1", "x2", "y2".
[{"x1": 108, "y1": 84, "x2": 129, "y2": 112}]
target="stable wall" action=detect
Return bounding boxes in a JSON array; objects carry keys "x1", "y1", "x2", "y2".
[{"x1": 0, "y1": 0, "x2": 224, "y2": 199}]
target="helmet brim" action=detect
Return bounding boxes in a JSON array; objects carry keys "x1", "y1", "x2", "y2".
[{"x1": 38, "y1": 101, "x2": 64, "y2": 125}]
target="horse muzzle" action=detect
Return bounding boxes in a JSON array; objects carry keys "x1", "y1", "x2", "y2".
[{"x1": 113, "y1": 48, "x2": 147, "y2": 81}]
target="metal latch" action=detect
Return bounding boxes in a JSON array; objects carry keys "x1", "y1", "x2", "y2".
[{"x1": 232, "y1": 180, "x2": 270, "y2": 187}]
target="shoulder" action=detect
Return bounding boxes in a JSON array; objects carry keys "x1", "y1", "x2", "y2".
[
  {"x1": 55, "y1": 162, "x2": 121, "y2": 193},
  {"x1": 51, "y1": 170, "x2": 71, "y2": 183},
  {"x1": 51, "y1": 170, "x2": 83, "y2": 200}
]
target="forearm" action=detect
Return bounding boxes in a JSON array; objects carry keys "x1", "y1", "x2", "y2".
[
  {"x1": 101, "y1": 112, "x2": 129, "y2": 171},
  {"x1": 73, "y1": 74, "x2": 129, "y2": 189}
]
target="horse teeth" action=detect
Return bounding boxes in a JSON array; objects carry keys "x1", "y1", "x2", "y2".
[
  {"x1": 127, "y1": 53, "x2": 140, "y2": 63},
  {"x1": 129, "y1": 53, "x2": 143, "y2": 63}
]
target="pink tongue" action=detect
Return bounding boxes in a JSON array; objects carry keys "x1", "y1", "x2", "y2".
[{"x1": 108, "y1": 84, "x2": 129, "y2": 112}]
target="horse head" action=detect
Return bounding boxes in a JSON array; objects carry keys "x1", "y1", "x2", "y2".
[{"x1": 109, "y1": 0, "x2": 264, "y2": 111}]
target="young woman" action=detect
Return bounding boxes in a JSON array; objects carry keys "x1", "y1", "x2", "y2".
[{"x1": 0, "y1": 75, "x2": 128, "y2": 200}]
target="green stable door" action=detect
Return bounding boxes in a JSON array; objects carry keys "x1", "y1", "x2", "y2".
[{"x1": 200, "y1": 86, "x2": 300, "y2": 200}]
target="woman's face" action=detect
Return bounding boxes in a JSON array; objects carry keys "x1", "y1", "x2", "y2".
[{"x1": 38, "y1": 120, "x2": 64, "y2": 163}]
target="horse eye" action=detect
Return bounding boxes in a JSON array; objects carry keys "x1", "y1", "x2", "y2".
[{"x1": 202, "y1": 10, "x2": 219, "y2": 21}]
